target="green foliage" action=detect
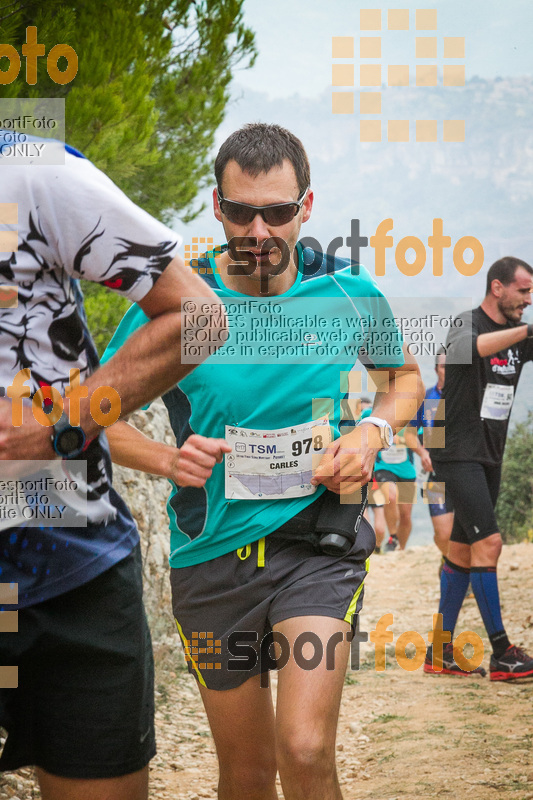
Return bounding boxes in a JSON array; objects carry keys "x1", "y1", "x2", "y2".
[
  {"x1": 80, "y1": 280, "x2": 131, "y2": 357},
  {"x1": 0, "y1": 0, "x2": 256, "y2": 222},
  {"x1": 498, "y1": 412, "x2": 533, "y2": 542},
  {"x1": 1, "y1": 0, "x2": 255, "y2": 353}
]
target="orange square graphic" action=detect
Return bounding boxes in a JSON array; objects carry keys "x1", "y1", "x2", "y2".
[
  {"x1": 332, "y1": 92, "x2": 354, "y2": 114},
  {"x1": 443, "y1": 65, "x2": 465, "y2": 86},
  {"x1": 0, "y1": 203, "x2": 18, "y2": 224},
  {"x1": 416, "y1": 65, "x2": 438, "y2": 87},
  {"x1": 396, "y1": 371, "x2": 419, "y2": 393},
  {"x1": 367, "y1": 371, "x2": 390, "y2": 393},
  {"x1": 416, "y1": 120, "x2": 438, "y2": 142},
  {"x1": 423, "y1": 426, "x2": 445, "y2": 448},
  {"x1": 352, "y1": 424, "x2": 381, "y2": 450},
  {"x1": 416, "y1": 37, "x2": 437, "y2": 58},
  {"x1": 340, "y1": 488, "x2": 364, "y2": 505},
  {"x1": 388, "y1": 120, "x2": 409, "y2": 142},
  {"x1": 443, "y1": 120, "x2": 465, "y2": 142},
  {"x1": 312, "y1": 397, "x2": 334, "y2": 419},
  {"x1": 0, "y1": 583, "x2": 18, "y2": 603},
  {"x1": 332, "y1": 64, "x2": 354, "y2": 86},
  {"x1": 339, "y1": 452, "x2": 362, "y2": 478},
  {"x1": 313, "y1": 452, "x2": 334, "y2": 475},
  {"x1": 360, "y1": 37, "x2": 381, "y2": 58},
  {"x1": 425, "y1": 398, "x2": 445, "y2": 422},
  {"x1": 0, "y1": 231, "x2": 18, "y2": 252},
  {"x1": 360, "y1": 64, "x2": 382, "y2": 87},
  {"x1": 416, "y1": 9, "x2": 437, "y2": 30},
  {"x1": 0, "y1": 285, "x2": 18, "y2": 308},
  {"x1": 0, "y1": 611, "x2": 18, "y2": 633},
  {"x1": 360, "y1": 120, "x2": 381, "y2": 142},
  {"x1": 388, "y1": 65, "x2": 409, "y2": 87},
  {"x1": 397, "y1": 482, "x2": 417, "y2": 504},
  {"x1": 395, "y1": 398, "x2": 418, "y2": 421},
  {"x1": 0, "y1": 667, "x2": 18, "y2": 689},
  {"x1": 388, "y1": 9, "x2": 409, "y2": 30},
  {"x1": 340, "y1": 398, "x2": 361, "y2": 423},
  {"x1": 360, "y1": 92, "x2": 382, "y2": 114},
  {"x1": 340, "y1": 370, "x2": 362, "y2": 393},
  {"x1": 444, "y1": 37, "x2": 465, "y2": 58},
  {"x1": 332, "y1": 36, "x2": 354, "y2": 58},
  {"x1": 360, "y1": 9, "x2": 381, "y2": 30}
]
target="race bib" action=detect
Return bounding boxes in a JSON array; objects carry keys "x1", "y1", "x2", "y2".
[
  {"x1": 380, "y1": 444, "x2": 407, "y2": 465},
  {"x1": 480, "y1": 383, "x2": 514, "y2": 421},
  {"x1": 225, "y1": 418, "x2": 332, "y2": 500}
]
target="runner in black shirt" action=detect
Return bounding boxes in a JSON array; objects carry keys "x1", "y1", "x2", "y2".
[{"x1": 425, "y1": 256, "x2": 533, "y2": 681}]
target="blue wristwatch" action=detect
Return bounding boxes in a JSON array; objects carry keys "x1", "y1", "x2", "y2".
[{"x1": 51, "y1": 412, "x2": 86, "y2": 458}]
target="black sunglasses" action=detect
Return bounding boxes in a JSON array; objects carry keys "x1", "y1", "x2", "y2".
[{"x1": 216, "y1": 186, "x2": 309, "y2": 226}]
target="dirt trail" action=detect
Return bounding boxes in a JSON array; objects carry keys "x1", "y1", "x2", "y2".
[{"x1": 2, "y1": 542, "x2": 533, "y2": 800}]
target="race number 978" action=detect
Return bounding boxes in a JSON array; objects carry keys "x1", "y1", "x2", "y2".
[{"x1": 291, "y1": 435, "x2": 324, "y2": 456}]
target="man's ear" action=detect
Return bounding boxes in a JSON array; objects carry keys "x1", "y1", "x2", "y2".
[
  {"x1": 301, "y1": 189, "x2": 314, "y2": 224},
  {"x1": 491, "y1": 278, "x2": 503, "y2": 298},
  {"x1": 213, "y1": 187, "x2": 222, "y2": 222}
]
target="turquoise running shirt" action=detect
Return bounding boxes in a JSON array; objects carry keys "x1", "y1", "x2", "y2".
[{"x1": 103, "y1": 244, "x2": 405, "y2": 567}]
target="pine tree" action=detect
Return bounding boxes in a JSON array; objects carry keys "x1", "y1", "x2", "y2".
[
  {"x1": 0, "y1": 0, "x2": 256, "y2": 222},
  {"x1": 1, "y1": 1, "x2": 255, "y2": 354}
]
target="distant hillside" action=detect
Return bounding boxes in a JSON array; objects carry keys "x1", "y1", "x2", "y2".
[{"x1": 177, "y1": 75, "x2": 533, "y2": 423}]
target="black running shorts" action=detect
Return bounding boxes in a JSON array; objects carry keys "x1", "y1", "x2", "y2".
[
  {"x1": 432, "y1": 461, "x2": 501, "y2": 544},
  {"x1": 170, "y1": 507, "x2": 375, "y2": 691},
  {"x1": 373, "y1": 470, "x2": 416, "y2": 504},
  {"x1": 422, "y1": 472, "x2": 455, "y2": 518},
  {"x1": 0, "y1": 544, "x2": 155, "y2": 778}
]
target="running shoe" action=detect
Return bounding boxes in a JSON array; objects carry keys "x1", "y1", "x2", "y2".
[
  {"x1": 424, "y1": 643, "x2": 487, "y2": 677},
  {"x1": 489, "y1": 645, "x2": 533, "y2": 681},
  {"x1": 385, "y1": 535, "x2": 399, "y2": 552}
]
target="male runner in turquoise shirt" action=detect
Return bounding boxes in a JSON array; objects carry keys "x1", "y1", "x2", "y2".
[{"x1": 104, "y1": 123, "x2": 424, "y2": 800}]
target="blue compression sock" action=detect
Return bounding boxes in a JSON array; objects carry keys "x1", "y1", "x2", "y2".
[
  {"x1": 470, "y1": 567, "x2": 510, "y2": 657},
  {"x1": 438, "y1": 558, "x2": 470, "y2": 638}
]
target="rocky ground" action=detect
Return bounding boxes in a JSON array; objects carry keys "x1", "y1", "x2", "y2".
[{"x1": 1, "y1": 404, "x2": 532, "y2": 799}]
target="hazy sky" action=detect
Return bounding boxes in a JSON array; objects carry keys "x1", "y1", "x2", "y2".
[
  {"x1": 175, "y1": 0, "x2": 533, "y2": 316},
  {"x1": 237, "y1": 0, "x2": 533, "y2": 99}
]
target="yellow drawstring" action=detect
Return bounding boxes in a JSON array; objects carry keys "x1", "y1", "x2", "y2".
[{"x1": 237, "y1": 537, "x2": 265, "y2": 567}]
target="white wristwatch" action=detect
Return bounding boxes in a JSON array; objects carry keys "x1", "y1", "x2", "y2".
[{"x1": 356, "y1": 416, "x2": 394, "y2": 450}]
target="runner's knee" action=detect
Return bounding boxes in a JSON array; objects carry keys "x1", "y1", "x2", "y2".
[
  {"x1": 277, "y1": 732, "x2": 334, "y2": 778},
  {"x1": 473, "y1": 532, "x2": 502, "y2": 562},
  {"x1": 386, "y1": 482, "x2": 398, "y2": 503}
]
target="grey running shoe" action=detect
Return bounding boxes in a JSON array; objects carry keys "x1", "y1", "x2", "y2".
[{"x1": 490, "y1": 645, "x2": 533, "y2": 681}]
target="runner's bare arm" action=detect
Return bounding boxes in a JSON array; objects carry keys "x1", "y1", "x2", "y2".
[
  {"x1": 106, "y1": 420, "x2": 231, "y2": 488},
  {"x1": 0, "y1": 256, "x2": 227, "y2": 462},
  {"x1": 312, "y1": 344, "x2": 424, "y2": 494},
  {"x1": 476, "y1": 324, "x2": 531, "y2": 358}
]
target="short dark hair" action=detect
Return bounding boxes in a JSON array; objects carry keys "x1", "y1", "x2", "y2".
[
  {"x1": 435, "y1": 346, "x2": 446, "y2": 369},
  {"x1": 485, "y1": 256, "x2": 533, "y2": 296},
  {"x1": 215, "y1": 123, "x2": 310, "y2": 195}
]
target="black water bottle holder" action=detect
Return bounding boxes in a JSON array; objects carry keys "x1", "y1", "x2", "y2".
[{"x1": 315, "y1": 484, "x2": 368, "y2": 555}]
